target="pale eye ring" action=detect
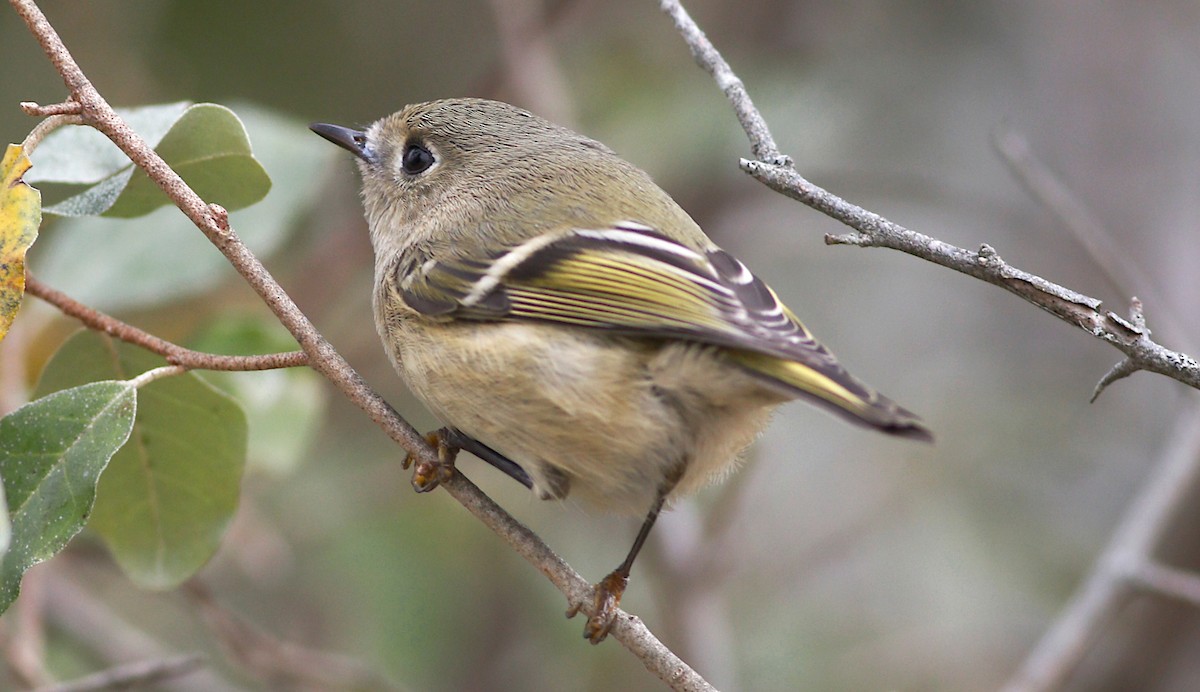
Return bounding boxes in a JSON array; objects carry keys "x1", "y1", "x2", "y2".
[{"x1": 401, "y1": 142, "x2": 435, "y2": 175}]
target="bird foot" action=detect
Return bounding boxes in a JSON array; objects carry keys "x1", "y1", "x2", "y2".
[
  {"x1": 567, "y1": 569, "x2": 629, "y2": 644},
  {"x1": 403, "y1": 429, "x2": 459, "y2": 492}
]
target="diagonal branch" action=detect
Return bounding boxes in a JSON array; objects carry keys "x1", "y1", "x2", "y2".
[
  {"x1": 657, "y1": 0, "x2": 784, "y2": 165},
  {"x1": 753, "y1": 160, "x2": 1200, "y2": 393},
  {"x1": 657, "y1": 0, "x2": 1200, "y2": 397},
  {"x1": 657, "y1": 1, "x2": 1200, "y2": 690},
  {"x1": 10, "y1": 1, "x2": 708, "y2": 688},
  {"x1": 34, "y1": 654, "x2": 206, "y2": 692},
  {"x1": 1002, "y1": 404, "x2": 1200, "y2": 692},
  {"x1": 184, "y1": 583, "x2": 400, "y2": 691}
]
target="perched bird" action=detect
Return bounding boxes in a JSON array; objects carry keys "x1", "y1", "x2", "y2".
[{"x1": 311, "y1": 99, "x2": 931, "y2": 643}]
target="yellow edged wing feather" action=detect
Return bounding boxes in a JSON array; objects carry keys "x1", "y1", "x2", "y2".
[{"x1": 396, "y1": 223, "x2": 931, "y2": 441}]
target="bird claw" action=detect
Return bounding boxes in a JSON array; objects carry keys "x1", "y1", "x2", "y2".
[
  {"x1": 567, "y1": 570, "x2": 629, "y2": 644},
  {"x1": 403, "y1": 429, "x2": 459, "y2": 492}
]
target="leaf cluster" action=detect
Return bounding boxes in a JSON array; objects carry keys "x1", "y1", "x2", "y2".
[{"x1": 0, "y1": 101, "x2": 330, "y2": 612}]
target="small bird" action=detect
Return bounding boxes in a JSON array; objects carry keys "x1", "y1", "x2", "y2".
[{"x1": 311, "y1": 99, "x2": 931, "y2": 643}]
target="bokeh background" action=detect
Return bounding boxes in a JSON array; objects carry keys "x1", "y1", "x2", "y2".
[{"x1": 3, "y1": 1, "x2": 1200, "y2": 690}]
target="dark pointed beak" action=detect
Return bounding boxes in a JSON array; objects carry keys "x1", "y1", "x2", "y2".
[{"x1": 309, "y1": 123, "x2": 369, "y2": 161}]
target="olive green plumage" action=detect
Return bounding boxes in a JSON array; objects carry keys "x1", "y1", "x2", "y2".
[{"x1": 313, "y1": 98, "x2": 930, "y2": 640}]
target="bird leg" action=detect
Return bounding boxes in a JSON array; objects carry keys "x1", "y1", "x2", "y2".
[
  {"x1": 569, "y1": 468, "x2": 681, "y2": 644},
  {"x1": 403, "y1": 428, "x2": 533, "y2": 493}
]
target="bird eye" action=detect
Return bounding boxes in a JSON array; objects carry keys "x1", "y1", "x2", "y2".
[{"x1": 401, "y1": 143, "x2": 435, "y2": 175}]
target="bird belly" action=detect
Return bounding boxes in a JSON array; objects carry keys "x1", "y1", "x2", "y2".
[{"x1": 391, "y1": 320, "x2": 780, "y2": 515}]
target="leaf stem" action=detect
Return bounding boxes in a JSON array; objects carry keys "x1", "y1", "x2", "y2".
[{"x1": 20, "y1": 112, "x2": 83, "y2": 154}]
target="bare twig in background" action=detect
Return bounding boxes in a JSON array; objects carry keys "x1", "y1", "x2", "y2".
[
  {"x1": 992, "y1": 126, "x2": 1192, "y2": 351},
  {"x1": 3, "y1": 566, "x2": 51, "y2": 688},
  {"x1": 655, "y1": 0, "x2": 1200, "y2": 689},
  {"x1": 1002, "y1": 405, "x2": 1200, "y2": 691},
  {"x1": 658, "y1": 0, "x2": 1200, "y2": 396},
  {"x1": 33, "y1": 654, "x2": 206, "y2": 692},
  {"x1": 1133, "y1": 561, "x2": 1200, "y2": 610},
  {"x1": 185, "y1": 583, "x2": 402, "y2": 692},
  {"x1": 484, "y1": 0, "x2": 575, "y2": 126},
  {"x1": 9, "y1": 1, "x2": 711, "y2": 688},
  {"x1": 43, "y1": 567, "x2": 231, "y2": 691}
]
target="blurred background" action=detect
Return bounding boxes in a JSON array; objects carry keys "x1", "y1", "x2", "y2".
[{"x1": 3, "y1": 0, "x2": 1200, "y2": 689}]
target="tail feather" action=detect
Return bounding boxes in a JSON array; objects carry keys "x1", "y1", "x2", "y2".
[{"x1": 727, "y1": 350, "x2": 933, "y2": 442}]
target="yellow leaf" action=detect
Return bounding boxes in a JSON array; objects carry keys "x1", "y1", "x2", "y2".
[{"x1": 0, "y1": 143, "x2": 41, "y2": 343}]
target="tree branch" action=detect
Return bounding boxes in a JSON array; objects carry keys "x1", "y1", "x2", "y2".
[
  {"x1": 10, "y1": 0, "x2": 425, "y2": 457},
  {"x1": 759, "y1": 160, "x2": 1199, "y2": 392},
  {"x1": 184, "y1": 583, "x2": 400, "y2": 692},
  {"x1": 657, "y1": 0, "x2": 1200, "y2": 398},
  {"x1": 657, "y1": 0, "x2": 785, "y2": 165},
  {"x1": 1002, "y1": 405, "x2": 1200, "y2": 691},
  {"x1": 33, "y1": 654, "x2": 206, "y2": 692},
  {"x1": 11, "y1": 1, "x2": 706, "y2": 688},
  {"x1": 24, "y1": 275, "x2": 308, "y2": 372},
  {"x1": 656, "y1": 0, "x2": 1200, "y2": 689}
]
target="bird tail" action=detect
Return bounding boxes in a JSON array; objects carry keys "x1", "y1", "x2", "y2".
[{"x1": 727, "y1": 349, "x2": 933, "y2": 443}]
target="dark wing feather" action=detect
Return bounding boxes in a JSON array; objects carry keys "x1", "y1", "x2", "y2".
[
  {"x1": 397, "y1": 223, "x2": 930, "y2": 440},
  {"x1": 401, "y1": 224, "x2": 812, "y2": 357}
]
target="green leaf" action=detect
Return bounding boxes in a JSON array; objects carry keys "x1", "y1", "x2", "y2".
[
  {"x1": 32, "y1": 104, "x2": 336, "y2": 313},
  {"x1": 26, "y1": 102, "x2": 190, "y2": 184},
  {"x1": 190, "y1": 315, "x2": 326, "y2": 475},
  {"x1": 105, "y1": 104, "x2": 271, "y2": 217},
  {"x1": 35, "y1": 102, "x2": 271, "y2": 218},
  {"x1": 36, "y1": 331, "x2": 248, "y2": 589},
  {"x1": 39, "y1": 168, "x2": 134, "y2": 218},
  {"x1": 0, "y1": 481, "x2": 10, "y2": 561},
  {"x1": 0, "y1": 381, "x2": 136, "y2": 614}
]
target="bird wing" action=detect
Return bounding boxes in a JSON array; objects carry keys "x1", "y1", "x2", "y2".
[{"x1": 396, "y1": 222, "x2": 930, "y2": 439}]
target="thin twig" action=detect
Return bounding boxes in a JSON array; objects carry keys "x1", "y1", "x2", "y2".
[
  {"x1": 125, "y1": 365, "x2": 186, "y2": 389},
  {"x1": 24, "y1": 275, "x2": 309, "y2": 372},
  {"x1": 658, "y1": 0, "x2": 1200, "y2": 397},
  {"x1": 1090, "y1": 298, "x2": 1146, "y2": 402},
  {"x1": 20, "y1": 112, "x2": 83, "y2": 152},
  {"x1": 43, "y1": 566, "x2": 231, "y2": 691},
  {"x1": 10, "y1": 1, "x2": 705, "y2": 687},
  {"x1": 657, "y1": 0, "x2": 785, "y2": 165},
  {"x1": 993, "y1": 126, "x2": 1193, "y2": 352},
  {"x1": 656, "y1": 0, "x2": 1200, "y2": 689},
  {"x1": 184, "y1": 583, "x2": 404, "y2": 692},
  {"x1": 1132, "y1": 561, "x2": 1200, "y2": 610},
  {"x1": 20, "y1": 99, "x2": 81, "y2": 117},
  {"x1": 33, "y1": 654, "x2": 206, "y2": 692}
]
